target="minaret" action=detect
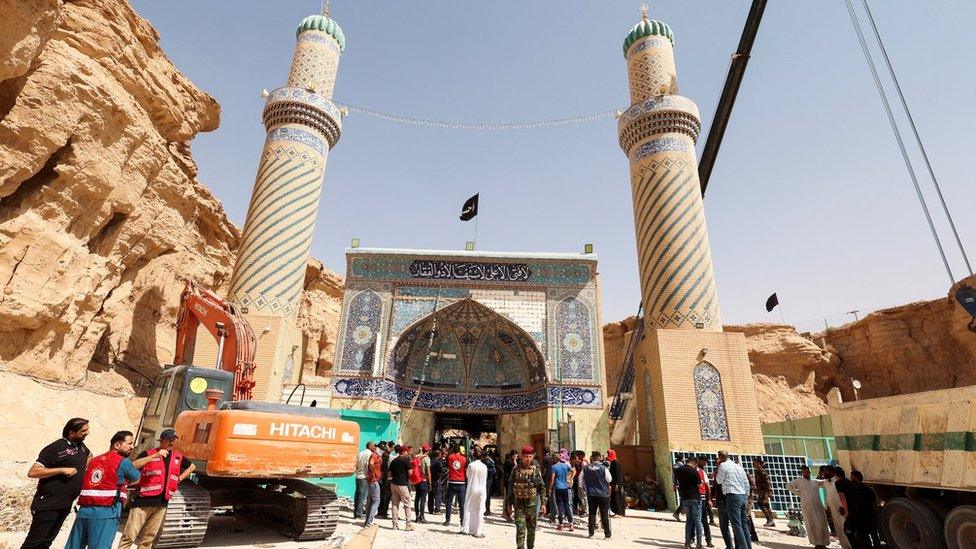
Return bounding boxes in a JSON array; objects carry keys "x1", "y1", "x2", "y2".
[
  {"x1": 616, "y1": 8, "x2": 764, "y2": 502},
  {"x1": 225, "y1": 7, "x2": 346, "y2": 401},
  {"x1": 618, "y1": 8, "x2": 720, "y2": 331}
]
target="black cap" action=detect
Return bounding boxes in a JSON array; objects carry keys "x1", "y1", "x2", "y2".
[{"x1": 159, "y1": 429, "x2": 179, "y2": 441}]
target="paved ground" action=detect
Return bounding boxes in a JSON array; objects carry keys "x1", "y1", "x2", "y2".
[{"x1": 1, "y1": 505, "x2": 838, "y2": 549}]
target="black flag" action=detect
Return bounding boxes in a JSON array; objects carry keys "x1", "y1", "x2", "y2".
[
  {"x1": 459, "y1": 193, "x2": 479, "y2": 221},
  {"x1": 765, "y1": 293, "x2": 779, "y2": 312}
]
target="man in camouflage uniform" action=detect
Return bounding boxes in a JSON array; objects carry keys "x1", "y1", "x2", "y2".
[{"x1": 506, "y1": 445, "x2": 547, "y2": 549}]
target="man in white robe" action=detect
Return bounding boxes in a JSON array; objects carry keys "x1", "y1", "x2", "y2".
[
  {"x1": 461, "y1": 450, "x2": 488, "y2": 538},
  {"x1": 788, "y1": 466, "x2": 830, "y2": 549},
  {"x1": 822, "y1": 467, "x2": 851, "y2": 549}
]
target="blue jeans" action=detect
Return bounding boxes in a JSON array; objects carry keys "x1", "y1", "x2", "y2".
[
  {"x1": 365, "y1": 481, "x2": 380, "y2": 525},
  {"x1": 717, "y1": 500, "x2": 734, "y2": 549},
  {"x1": 682, "y1": 498, "x2": 704, "y2": 545},
  {"x1": 354, "y1": 478, "x2": 368, "y2": 518},
  {"x1": 726, "y1": 493, "x2": 752, "y2": 549},
  {"x1": 555, "y1": 488, "x2": 573, "y2": 525},
  {"x1": 445, "y1": 482, "x2": 466, "y2": 525}
]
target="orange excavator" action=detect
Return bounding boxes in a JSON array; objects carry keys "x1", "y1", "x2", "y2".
[{"x1": 133, "y1": 279, "x2": 360, "y2": 547}]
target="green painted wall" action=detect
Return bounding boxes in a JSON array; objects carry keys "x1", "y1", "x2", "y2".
[
  {"x1": 762, "y1": 414, "x2": 836, "y2": 462},
  {"x1": 312, "y1": 409, "x2": 398, "y2": 499}
]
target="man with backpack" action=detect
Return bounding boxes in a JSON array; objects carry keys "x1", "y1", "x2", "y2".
[
  {"x1": 65, "y1": 431, "x2": 152, "y2": 549},
  {"x1": 411, "y1": 444, "x2": 432, "y2": 524},
  {"x1": 583, "y1": 450, "x2": 613, "y2": 539}
]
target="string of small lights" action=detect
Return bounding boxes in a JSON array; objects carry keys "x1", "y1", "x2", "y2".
[{"x1": 334, "y1": 102, "x2": 620, "y2": 131}]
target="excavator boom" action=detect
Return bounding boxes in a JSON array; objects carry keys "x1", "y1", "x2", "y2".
[{"x1": 174, "y1": 279, "x2": 257, "y2": 400}]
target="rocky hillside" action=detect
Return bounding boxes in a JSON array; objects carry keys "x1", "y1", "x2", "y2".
[
  {"x1": 0, "y1": 0, "x2": 343, "y2": 410},
  {"x1": 604, "y1": 275, "x2": 976, "y2": 423},
  {"x1": 818, "y1": 275, "x2": 976, "y2": 400}
]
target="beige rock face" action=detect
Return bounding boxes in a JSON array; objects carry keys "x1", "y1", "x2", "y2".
[
  {"x1": 820, "y1": 274, "x2": 976, "y2": 400},
  {"x1": 603, "y1": 276, "x2": 976, "y2": 424},
  {"x1": 725, "y1": 323, "x2": 846, "y2": 423},
  {"x1": 0, "y1": 0, "x2": 343, "y2": 424}
]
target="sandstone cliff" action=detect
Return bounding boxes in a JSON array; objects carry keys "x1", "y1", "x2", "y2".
[
  {"x1": 819, "y1": 274, "x2": 976, "y2": 400},
  {"x1": 0, "y1": 0, "x2": 343, "y2": 416},
  {"x1": 603, "y1": 276, "x2": 976, "y2": 424}
]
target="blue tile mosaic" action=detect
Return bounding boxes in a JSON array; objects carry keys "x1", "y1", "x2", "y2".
[
  {"x1": 555, "y1": 297, "x2": 595, "y2": 382},
  {"x1": 694, "y1": 362, "x2": 730, "y2": 441},
  {"x1": 336, "y1": 291, "x2": 381, "y2": 374}
]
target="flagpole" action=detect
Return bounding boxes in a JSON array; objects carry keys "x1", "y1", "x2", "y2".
[{"x1": 474, "y1": 215, "x2": 479, "y2": 250}]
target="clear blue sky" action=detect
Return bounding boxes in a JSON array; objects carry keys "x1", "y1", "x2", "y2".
[{"x1": 131, "y1": 0, "x2": 975, "y2": 330}]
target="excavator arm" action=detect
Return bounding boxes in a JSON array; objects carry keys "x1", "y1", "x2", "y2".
[{"x1": 174, "y1": 279, "x2": 257, "y2": 401}]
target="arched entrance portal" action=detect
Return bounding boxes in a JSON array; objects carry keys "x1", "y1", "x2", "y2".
[{"x1": 389, "y1": 298, "x2": 548, "y2": 448}]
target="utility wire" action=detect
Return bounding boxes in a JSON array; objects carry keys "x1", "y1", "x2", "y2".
[
  {"x1": 336, "y1": 102, "x2": 618, "y2": 131},
  {"x1": 859, "y1": 0, "x2": 973, "y2": 275},
  {"x1": 843, "y1": 0, "x2": 955, "y2": 285}
]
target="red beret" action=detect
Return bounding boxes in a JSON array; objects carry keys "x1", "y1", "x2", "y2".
[{"x1": 521, "y1": 445, "x2": 535, "y2": 455}]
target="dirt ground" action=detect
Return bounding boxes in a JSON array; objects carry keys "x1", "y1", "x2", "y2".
[{"x1": 0, "y1": 501, "x2": 841, "y2": 549}]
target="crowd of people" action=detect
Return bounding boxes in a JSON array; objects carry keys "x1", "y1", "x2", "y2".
[
  {"x1": 19, "y1": 418, "x2": 194, "y2": 549},
  {"x1": 671, "y1": 451, "x2": 765, "y2": 549},
  {"x1": 351, "y1": 440, "x2": 636, "y2": 548},
  {"x1": 788, "y1": 464, "x2": 880, "y2": 549},
  {"x1": 20, "y1": 418, "x2": 881, "y2": 549}
]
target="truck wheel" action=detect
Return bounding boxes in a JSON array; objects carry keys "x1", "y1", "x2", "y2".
[
  {"x1": 945, "y1": 505, "x2": 976, "y2": 549},
  {"x1": 882, "y1": 497, "x2": 946, "y2": 549}
]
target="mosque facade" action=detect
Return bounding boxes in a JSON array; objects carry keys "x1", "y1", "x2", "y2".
[{"x1": 328, "y1": 248, "x2": 609, "y2": 454}]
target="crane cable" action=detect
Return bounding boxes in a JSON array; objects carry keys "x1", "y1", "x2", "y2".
[
  {"x1": 858, "y1": 0, "x2": 973, "y2": 275},
  {"x1": 843, "y1": 0, "x2": 955, "y2": 285}
]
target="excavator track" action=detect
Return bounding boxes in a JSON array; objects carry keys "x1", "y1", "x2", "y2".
[
  {"x1": 154, "y1": 481, "x2": 211, "y2": 548},
  {"x1": 234, "y1": 479, "x2": 339, "y2": 541}
]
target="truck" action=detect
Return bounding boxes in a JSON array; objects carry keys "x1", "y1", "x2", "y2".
[{"x1": 830, "y1": 385, "x2": 976, "y2": 548}]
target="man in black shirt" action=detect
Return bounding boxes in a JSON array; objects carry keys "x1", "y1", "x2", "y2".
[
  {"x1": 674, "y1": 458, "x2": 704, "y2": 549},
  {"x1": 22, "y1": 418, "x2": 91, "y2": 549},
  {"x1": 836, "y1": 468, "x2": 873, "y2": 549},
  {"x1": 428, "y1": 448, "x2": 445, "y2": 514},
  {"x1": 388, "y1": 445, "x2": 414, "y2": 530}
]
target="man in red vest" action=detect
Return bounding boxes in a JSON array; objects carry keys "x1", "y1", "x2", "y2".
[
  {"x1": 65, "y1": 431, "x2": 154, "y2": 549},
  {"x1": 119, "y1": 429, "x2": 195, "y2": 549}
]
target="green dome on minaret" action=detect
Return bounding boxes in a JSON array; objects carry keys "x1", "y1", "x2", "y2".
[
  {"x1": 622, "y1": 15, "x2": 674, "y2": 57},
  {"x1": 297, "y1": 14, "x2": 346, "y2": 52}
]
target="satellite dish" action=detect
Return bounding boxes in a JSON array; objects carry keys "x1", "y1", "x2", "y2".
[{"x1": 852, "y1": 380, "x2": 862, "y2": 390}]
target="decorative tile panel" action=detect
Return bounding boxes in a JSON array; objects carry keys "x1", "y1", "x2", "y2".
[
  {"x1": 694, "y1": 361, "x2": 730, "y2": 441},
  {"x1": 336, "y1": 291, "x2": 382, "y2": 374}
]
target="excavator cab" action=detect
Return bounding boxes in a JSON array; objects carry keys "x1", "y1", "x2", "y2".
[{"x1": 135, "y1": 364, "x2": 234, "y2": 455}]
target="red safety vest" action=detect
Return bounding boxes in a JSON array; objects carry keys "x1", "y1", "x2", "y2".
[
  {"x1": 137, "y1": 448, "x2": 183, "y2": 500},
  {"x1": 78, "y1": 451, "x2": 127, "y2": 507}
]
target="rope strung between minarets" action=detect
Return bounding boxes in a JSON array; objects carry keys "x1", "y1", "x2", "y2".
[{"x1": 334, "y1": 102, "x2": 620, "y2": 131}]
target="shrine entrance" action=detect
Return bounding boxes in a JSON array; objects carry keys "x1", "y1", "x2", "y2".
[
  {"x1": 329, "y1": 248, "x2": 609, "y2": 458},
  {"x1": 433, "y1": 412, "x2": 499, "y2": 454}
]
